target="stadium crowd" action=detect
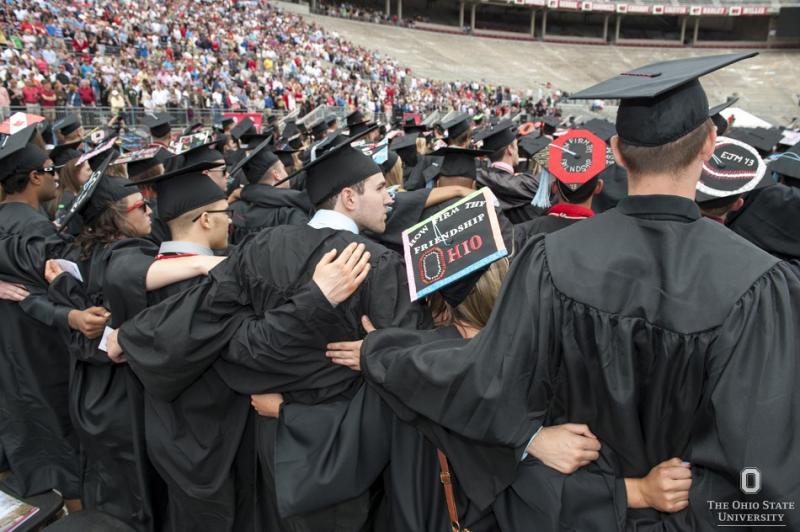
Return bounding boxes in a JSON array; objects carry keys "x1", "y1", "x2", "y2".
[{"x1": 0, "y1": 0, "x2": 565, "y2": 124}]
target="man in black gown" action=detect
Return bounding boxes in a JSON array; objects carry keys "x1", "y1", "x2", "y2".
[{"x1": 359, "y1": 52, "x2": 800, "y2": 530}]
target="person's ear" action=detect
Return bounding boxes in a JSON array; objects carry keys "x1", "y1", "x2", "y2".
[
  {"x1": 28, "y1": 169, "x2": 42, "y2": 187},
  {"x1": 340, "y1": 187, "x2": 357, "y2": 210},
  {"x1": 731, "y1": 197, "x2": 745, "y2": 213},
  {"x1": 594, "y1": 178, "x2": 604, "y2": 196},
  {"x1": 700, "y1": 122, "x2": 717, "y2": 162},
  {"x1": 610, "y1": 135, "x2": 627, "y2": 170}
]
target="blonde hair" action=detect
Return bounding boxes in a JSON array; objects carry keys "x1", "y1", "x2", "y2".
[
  {"x1": 384, "y1": 157, "x2": 403, "y2": 188},
  {"x1": 429, "y1": 257, "x2": 509, "y2": 330}
]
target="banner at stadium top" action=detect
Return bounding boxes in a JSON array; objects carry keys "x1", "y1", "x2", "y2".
[{"x1": 513, "y1": 0, "x2": 773, "y2": 16}]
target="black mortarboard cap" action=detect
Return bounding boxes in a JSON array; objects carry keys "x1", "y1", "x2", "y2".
[
  {"x1": 126, "y1": 161, "x2": 226, "y2": 223},
  {"x1": 696, "y1": 136, "x2": 770, "y2": 204},
  {"x1": 768, "y1": 144, "x2": 800, "y2": 182},
  {"x1": 50, "y1": 141, "x2": 82, "y2": 168},
  {"x1": 726, "y1": 127, "x2": 781, "y2": 155},
  {"x1": 472, "y1": 120, "x2": 517, "y2": 152},
  {"x1": 141, "y1": 112, "x2": 174, "y2": 138},
  {"x1": 517, "y1": 134, "x2": 550, "y2": 159},
  {"x1": 442, "y1": 113, "x2": 472, "y2": 140},
  {"x1": 325, "y1": 114, "x2": 338, "y2": 127},
  {"x1": 238, "y1": 139, "x2": 280, "y2": 184},
  {"x1": 709, "y1": 97, "x2": 738, "y2": 118},
  {"x1": 182, "y1": 141, "x2": 226, "y2": 167},
  {"x1": 279, "y1": 125, "x2": 381, "y2": 204},
  {"x1": 274, "y1": 146, "x2": 299, "y2": 168},
  {"x1": 282, "y1": 121, "x2": 301, "y2": 142},
  {"x1": 240, "y1": 127, "x2": 274, "y2": 147},
  {"x1": 127, "y1": 147, "x2": 172, "y2": 179},
  {"x1": 54, "y1": 114, "x2": 82, "y2": 136},
  {"x1": 182, "y1": 122, "x2": 205, "y2": 136},
  {"x1": 230, "y1": 118, "x2": 255, "y2": 141},
  {"x1": 389, "y1": 133, "x2": 419, "y2": 153},
  {"x1": 380, "y1": 149, "x2": 399, "y2": 175},
  {"x1": 58, "y1": 152, "x2": 133, "y2": 229},
  {"x1": 570, "y1": 52, "x2": 757, "y2": 147},
  {"x1": 542, "y1": 115, "x2": 560, "y2": 129},
  {"x1": 580, "y1": 118, "x2": 617, "y2": 142},
  {"x1": 310, "y1": 119, "x2": 328, "y2": 138},
  {"x1": 427, "y1": 147, "x2": 491, "y2": 180},
  {"x1": 346, "y1": 110, "x2": 369, "y2": 129},
  {"x1": 0, "y1": 125, "x2": 49, "y2": 183},
  {"x1": 214, "y1": 117, "x2": 235, "y2": 132}
]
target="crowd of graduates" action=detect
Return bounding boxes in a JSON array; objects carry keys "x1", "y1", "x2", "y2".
[{"x1": 0, "y1": 40, "x2": 798, "y2": 532}]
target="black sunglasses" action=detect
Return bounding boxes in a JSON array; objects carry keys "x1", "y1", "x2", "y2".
[
  {"x1": 192, "y1": 208, "x2": 233, "y2": 223},
  {"x1": 37, "y1": 166, "x2": 56, "y2": 175}
]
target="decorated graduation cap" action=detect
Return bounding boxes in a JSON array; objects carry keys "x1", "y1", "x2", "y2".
[
  {"x1": 696, "y1": 136, "x2": 769, "y2": 206},
  {"x1": 402, "y1": 187, "x2": 508, "y2": 304},
  {"x1": 183, "y1": 122, "x2": 205, "y2": 136},
  {"x1": 126, "y1": 147, "x2": 172, "y2": 179},
  {"x1": 57, "y1": 152, "x2": 131, "y2": 230},
  {"x1": 170, "y1": 131, "x2": 212, "y2": 155},
  {"x1": 141, "y1": 112, "x2": 174, "y2": 138},
  {"x1": 0, "y1": 125, "x2": 49, "y2": 183},
  {"x1": 532, "y1": 129, "x2": 607, "y2": 208},
  {"x1": 54, "y1": 114, "x2": 83, "y2": 136},
  {"x1": 0, "y1": 112, "x2": 46, "y2": 135},
  {"x1": 426, "y1": 147, "x2": 491, "y2": 181},
  {"x1": 570, "y1": 52, "x2": 757, "y2": 147},
  {"x1": 77, "y1": 137, "x2": 117, "y2": 171},
  {"x1": 441, "y1": 113, "x2": 472, "y2": 140},
  {"x1": 50, "y1": 141, "x2": 82, "y2": 169},
  {"x1": 767, "y1": 144, "x2": 800, "y2": 183},
  {"x1": 726, "y1": 127, "x2": 781, "y2": 155},
  {"x1": 234, "y1": 138, "x2": 280, "y2": 184},
  {"x1": 278, "y1": 125, "x2": 381, "y2": 204},
  {"x1": 472, "y1": 120, "x2": 517, "y2": 152},
  {"x1": 125, "y1": 161, "x2": 226, "y2": 223}
]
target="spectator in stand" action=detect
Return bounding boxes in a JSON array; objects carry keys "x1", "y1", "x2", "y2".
[
  {"x1": 0, "y1": 82, "x2": 10, "y2": 121},
  {"x1": 40, "y1": 80, "x2": 57, "y2": 121},
  {"x1": 22, "y1": 78, "x2": 41, "y2": 115}
]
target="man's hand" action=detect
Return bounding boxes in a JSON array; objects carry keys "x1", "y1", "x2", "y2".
[
  {"x1": 105, "y1": 328, "x2": 126, "y2": 364},
  {"x1": 527, "y1": 424, "x2": 601, "y2": 474},
  {"x1": 227, "y1": 187, "x2": 243, "y2": 204},
  {"x1": 251, "y1": 393, "x2": 284, "y2": 417},
  {"x1": 313, "y1": 242, "x2": 371, "y2": 307},
  {"x1": 326, "y1": 316, "x2": 376, "y2": 372},
  {"x1": 67, "y1": 306, "x2": 111, "y2": 339},
  {"x1": 626, "y1": 458, "x2": 692, "y2": 512},
  {"x1": 44, "y1": 259, "x2": 64, "y2": 284},
  {"x1": 0, "y1": 280, "x2": 30, "y2": 302}
]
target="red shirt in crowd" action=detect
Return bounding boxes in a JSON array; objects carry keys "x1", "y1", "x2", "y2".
[
  {"x1": 78, "y1": 85, "x2": 96, "y2": 105},
  {"x1": 22, "y1": 85, "x2": 40, "y2": 104},
  {"x1": 40, "y1": 87, "x2": 56, "y2": 107}
]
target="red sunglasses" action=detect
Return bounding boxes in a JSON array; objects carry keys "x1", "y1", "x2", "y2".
[{"x1": 125, "y1": 199, "x2": 151, "y2": 214}]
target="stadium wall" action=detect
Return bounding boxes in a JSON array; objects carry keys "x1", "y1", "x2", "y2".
[{"x1": 312, "y1": 0, "x2": 800, "y2": 48}]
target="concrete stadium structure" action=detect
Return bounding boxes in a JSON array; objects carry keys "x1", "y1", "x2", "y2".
[{"x1": 278, "y1": 1, "x2": 800, "y2": 125}]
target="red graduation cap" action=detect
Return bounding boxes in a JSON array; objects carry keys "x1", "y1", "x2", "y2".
[{"x1": 547, "y1": 129, "x2": 607, "y2": 189}]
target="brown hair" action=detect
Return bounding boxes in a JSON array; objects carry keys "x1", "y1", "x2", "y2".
[
  {"x1": 315, "y1": 179, "x2": 366, "y2": 210},
  {"x1": 73, "y1": 197, "x2": 137, "y2": 260},
  {"x1": 617, "y1": 119, "x2": 713, "y2": 177},
  {"x1": 49, "y1": 160, "x2": 86, "y2": 218},
  {"x1": 429, "y1": 258, "x2": 509, "y2": 331}
]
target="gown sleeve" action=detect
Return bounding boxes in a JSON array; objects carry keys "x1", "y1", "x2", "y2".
[{"x1": 361, "y1": 235, "x2": 554, "y2": 449}]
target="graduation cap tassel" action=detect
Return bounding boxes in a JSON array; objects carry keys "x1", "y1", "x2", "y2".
[{"x1": 531, "y1": 169, "x2": 552, "y2": 209}]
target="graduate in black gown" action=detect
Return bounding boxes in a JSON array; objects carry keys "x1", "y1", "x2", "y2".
[
  {"x1": 725, "y1": 144, "x2": 800, "y2": 260},
  {"x1": 229, "y1": 140, "x2": 312, "y2": 245},
  {"x1": 360, "y1": 53, "x2": 800, "y2": 530},
  {"x1": 474, "y1": 120, "x2": 541, "y2": 223},
  {"x1": 0, "y1": 126, "x2": 98, "y2": 502},
  {"x1": 119, "y1": 162, "x2": 245, "y2": 532},
  {"x1": 48, "y1": 163, "x2": 223, "y2": 531},
  {"x1": 114, "y1": 130, "x2": 430, "y2": 531}
]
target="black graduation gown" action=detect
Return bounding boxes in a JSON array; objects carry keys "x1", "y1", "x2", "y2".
[
  {"x1": 53, "y1": 238, "x2": 165, "y2": 531},
  {"x1": 143, "y1": 259, "x2": 253, "y2": 532},
  {"x1": 224, "y1": 149, "x2": 247, "y2": 195},
  {"x1": 118, "y1": 225, "x2": 430, "y2": 530},
  {"x1": 229, "y1": 184, "x2": 312, "y2": 245},
  {"x1": 361, "y1": 195, "x2": 800, "y2": 530},
  {"x1": 272, "y1": 325, "x2": 503, "y2": 532},
  {"x1": 512, "y1": 211, "x2": 587, "y2": 251},
  {"x1": 403, "y1": 154, "x2": 443, "y2": 191},
  {"x1": 0, "y1": 203, "x2": 80, "y2": 499},
  {"x1": 725, "y1": 182, "x2": 800, "y2": 260},
  {"x1": 476, "y1": 166, "x2": 542, "y2": 224},
  {"x1": 591, "y1": 164, "x2": 629, "y2": 214}
]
